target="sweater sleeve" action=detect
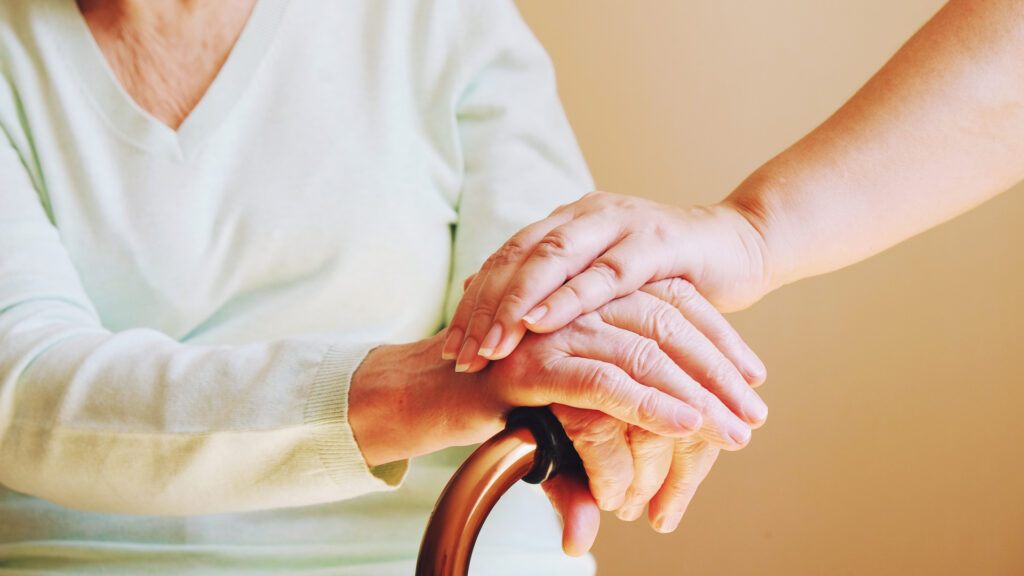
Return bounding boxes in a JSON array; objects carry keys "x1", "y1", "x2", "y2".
[
  {"x1": 444, "y1": 0, "x2": 595, "y2": 321},
  {"x1": 0, "y1": 0, "x2": 587, "y2": 517},
  {"x1": 0, "y1": 105, "x2": 406, "y2": 514}
]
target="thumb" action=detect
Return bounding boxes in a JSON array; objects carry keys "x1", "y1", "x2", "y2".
[{"x1": 542, "y1": 470, "x2": 601, "y2": 557}]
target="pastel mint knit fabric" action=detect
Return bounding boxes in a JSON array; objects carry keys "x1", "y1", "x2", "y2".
[{"x1": 0, "y1": 0, "x2": 595, "y2": 573}]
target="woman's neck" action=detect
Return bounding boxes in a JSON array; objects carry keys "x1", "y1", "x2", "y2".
[{"x1": 76, "y1": 0, "x2": 257, "y2": 130}]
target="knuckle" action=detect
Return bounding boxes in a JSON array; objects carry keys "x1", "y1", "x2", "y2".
[
  {"x1": 559, "y1": 282, "x2": 587, "y2": 310},
  {"x1": 572, "y1": 416, "x2": 622, "y2": 449},
  {"x1": 648, "y1": 301, "x2": 684, "y2": 342},
  {"x1": 533, "y1": 229, "x2": 574, "y2": 260},
  {"x1": 617, "y1": 196, "x2": 642, "y2": 211},
  {"x1": 667, "y1": 277, "x2": 699, "y2": 302},
  {"x1": 575, "y1": 364, "x2": 609, "y2": 398},
  {"x1": 634, "y1": 388, "x2": 666, "y2": 426},
  {"x1": 481, "y1": 251, "x2": 501, "y2": 271},
  {"x1": 468, "y1": 301, "x2": 498, "y2": 323},
  {"x1": 626, "y1": 425, "x2": 657, "y2": 447},
  {"x1": 590, "y1": 257, "x2": 627, "y2": 289},
  {"x1": 581, "y1": 376, "x2": 614, "y2": 410},
  {"x1": 499, "y1": 288, "x2": 529, "y2": 314},
  {"x1": 626, "y1": 337, "x2": 661, "y2": 379},
  {"x1": 564, "y1": 312, "x2": 600, "y2": 338},
  {"x1": 674, "y1": 438, "x2": 707, "y2": 459},
  {"x1": 606, "y1": 471, "x2": 634, "y2": 494},
  {"x1": 558, "y1": 409, "x2": 605, "y2": 441},
  {"x1": 594, "y1": 471, "x2": 634, "y2": 503},
  {"x1": 629, "y1": 470, "x2": 662, "y2": 500},
  {"x1": 713, "y1": 327, "x2": 744, "y2": 352},
  {"x1": 551, "y1": 201, "x2": 572, "y2": 215},
  {"x1": 688, "y1": 389, "x2": 716, "y2": 416},
  {"x1": 650, "y1": 216, "x2": 677, "y2": 242},
  {"x1": 664, "y1": 472, "x2": 696, "y2": 497},
  {"x1": 492, "y1": 238, "x2": 530, "y2": 268},
  {"x1": 665, "y1": 459, "x2": 703, "y2": 493},
  {"x1": 704, "y1": 359, "x2": 739, "y2": 389},
  {"x1": 580, "y1": 365, "x2": 627, "y2": 409}
]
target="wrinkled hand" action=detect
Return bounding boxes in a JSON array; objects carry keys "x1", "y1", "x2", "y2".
[
  {"x1": 443, "y1": 191, "x2": 771, "y2": 377},
  {"x1": 476, "y1": 278, "x2": 765, "y2": 555},
  {"x1": 543, "y1": 412, "x2": 718, "y2": 554}
]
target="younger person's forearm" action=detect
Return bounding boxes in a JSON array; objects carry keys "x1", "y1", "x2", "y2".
[{"x1": 726, "y1": 0, "x2": 1024, "y2": 291}]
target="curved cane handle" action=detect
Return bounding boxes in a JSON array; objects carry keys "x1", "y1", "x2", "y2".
[
  {"x1": 415, "y1": 406, "x2": 583, "y2": 576},
  {"x1": 504, "y1": 406, "x2": 583, "y2": 484}
]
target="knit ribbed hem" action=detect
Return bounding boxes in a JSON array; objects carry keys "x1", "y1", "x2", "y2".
[{"x1": 304, "y1": 343, "x2": 408, "y2": 494}]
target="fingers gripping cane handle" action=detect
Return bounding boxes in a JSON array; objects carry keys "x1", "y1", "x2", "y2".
[
  {"x1": 506, "y1": 406, "x2": 583, "y2": 484},
  {"x1": 415, "y1": 406, "x2": 584, "y2": 576}
]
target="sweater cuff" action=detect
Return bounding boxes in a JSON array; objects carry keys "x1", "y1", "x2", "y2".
[{"x1": 304, "y1": 343, "x2": 409, "y2": 495}]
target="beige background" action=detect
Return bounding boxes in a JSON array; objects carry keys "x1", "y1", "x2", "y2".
[{"x1": 515, "y1": 1, "x2": 1024, "y2": 574}]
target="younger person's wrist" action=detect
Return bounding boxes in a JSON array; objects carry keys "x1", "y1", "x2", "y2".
[{"x1": 720, "y1": 174, "x2": 792, "y2": 300}]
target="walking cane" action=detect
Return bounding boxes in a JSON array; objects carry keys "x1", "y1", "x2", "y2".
[{"x1": 416, "y1": 406, "x2": 583, "y2": 576}]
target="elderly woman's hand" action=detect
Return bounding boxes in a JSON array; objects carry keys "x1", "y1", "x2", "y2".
[
  {"x1": 542, "y1": 412, "x2": 719, "y2": 555},
  {"x1": 349, "y1": 278, "x2": 764, "y2": 556},
  {"x1": 476, "y1": 276, "x2": 767, "y2": 451},
  {"x1": 501, "y1": 278, "x2": 762, "y2": 555}
]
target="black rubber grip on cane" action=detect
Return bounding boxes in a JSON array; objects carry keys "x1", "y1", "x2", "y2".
[{"x1": 505, "y1": 406, "x2": 583, "y2": 484}]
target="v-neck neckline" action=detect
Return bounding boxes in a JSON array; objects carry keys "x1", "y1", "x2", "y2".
[{"x1": 47, "y1": 0, "x2": 289, "y2": 159}]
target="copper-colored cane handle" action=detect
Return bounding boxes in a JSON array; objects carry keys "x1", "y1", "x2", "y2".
[{"x1": 415, "y1": 407, "x2": 582, "y2": 576}]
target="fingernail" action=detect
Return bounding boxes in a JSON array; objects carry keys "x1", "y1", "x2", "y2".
[
  {"x1": 454, "y1": 337, "x2": 478, "y2": 372},
  {"x1": 674, "y1": 405, "x2": 702, "y2": 432},
  {"x1": 743, "y1": 355, "x2": 768, "y2": 385},
  {"x1": 477, "y1": 324, "x2": 503, "y2": 359},
  {"x1": 743, "y1": 391, "x2": 769, "y2": 425},
  {"x1": 654, "y1": 510, "x2": 683, "y2": 533},
  {"x1": 490, "y1": 335, "x2": 515, "y2": 360},
  {"x1": 441, "y1": 327, "x2": 463, "y2": 360},
  {"x1": 522, "y1": 305, "x2": 548, "y2": 326},
  {"x1": 728, "y1": 419, "x2": 752, "y2": 445},
  {"x1": 615, "y1": 504, "x2": 644, "y2": 522}
]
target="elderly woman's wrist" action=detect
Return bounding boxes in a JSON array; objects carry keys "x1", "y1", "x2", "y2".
[{"x1": 348, "y1": 334, "x2": 503, "y2": 467}]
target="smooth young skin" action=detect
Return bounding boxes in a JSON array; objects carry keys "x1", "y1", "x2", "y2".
[
  {"x1": 350, "y1": 279, "x2": 764, "y2": 554},
  {"x1": 448, "y1": 0, "x2": 1024, "y2": 368}
]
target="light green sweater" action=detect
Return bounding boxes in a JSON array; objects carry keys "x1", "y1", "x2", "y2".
[{"x1": 0, "y1": 0, "x2": 595, "y2": 573}]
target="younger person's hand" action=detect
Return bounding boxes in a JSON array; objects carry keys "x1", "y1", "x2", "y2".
[{"x1": 442, "y1": 191, "x2": 772, "y2": 378}]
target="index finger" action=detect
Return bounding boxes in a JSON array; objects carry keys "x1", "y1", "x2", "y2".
[
  {"x1": 442, "y1": 211, "x2": 570, "y2": 363},
  {"x1": 480, "y1": 211, "x2": 634, "y2": 360}
]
